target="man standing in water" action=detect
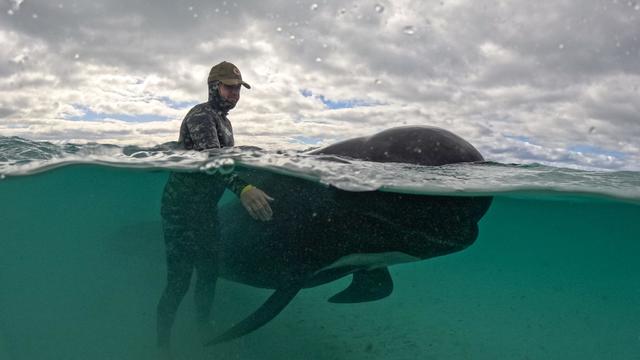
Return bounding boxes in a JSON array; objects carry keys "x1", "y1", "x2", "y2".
[{"x1": 157, "y1": 61, "x2": 273, "y2": 357}]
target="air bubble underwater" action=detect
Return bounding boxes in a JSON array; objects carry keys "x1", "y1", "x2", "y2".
[{"x1": 200, "y1": 158, "x2": 236, "y2": 175}]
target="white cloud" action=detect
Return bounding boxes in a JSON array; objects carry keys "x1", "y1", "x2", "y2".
[{"x1": 0, "y1": 0, "x2": 638, "y2": 170}]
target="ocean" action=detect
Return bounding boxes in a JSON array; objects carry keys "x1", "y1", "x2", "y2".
[{"x1": 1, "y1": 136, "x2": 639, "y2": 360}]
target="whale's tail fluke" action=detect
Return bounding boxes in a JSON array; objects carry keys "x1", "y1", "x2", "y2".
[{"x1": 205, "y1": 285, "x2": 301, "y2": 346}]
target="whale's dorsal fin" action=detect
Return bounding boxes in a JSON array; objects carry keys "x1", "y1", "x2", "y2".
[
  {"x1": 206, "y1": 285, "x2": 301, "y2": 346},
  {"x1": 328, "y1": 267, "x2": 393, "y2": 303}
]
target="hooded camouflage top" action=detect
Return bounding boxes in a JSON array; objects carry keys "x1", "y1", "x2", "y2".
[{"x1": 161, "y1": 81, "x2": 249, "y2": 212}]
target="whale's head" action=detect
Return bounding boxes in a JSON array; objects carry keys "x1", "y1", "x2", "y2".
[{"x1": 333, "y1": 189, "x2": 492, "y2": 260}]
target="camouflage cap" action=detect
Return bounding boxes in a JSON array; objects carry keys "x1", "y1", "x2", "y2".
[{"x1": 207, "y1": 61, "x2": 251, "y2": 89}]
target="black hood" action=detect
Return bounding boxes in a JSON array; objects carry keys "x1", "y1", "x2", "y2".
[{"x1": 208, "y1": 80, "x2": 236, "y2": 114}]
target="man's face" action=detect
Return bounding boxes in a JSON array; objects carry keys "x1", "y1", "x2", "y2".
[{"x1": 218, "y1": 83, "x2": 241, "y2": 105}]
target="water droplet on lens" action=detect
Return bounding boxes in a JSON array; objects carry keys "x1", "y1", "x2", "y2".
[
  {"x1": 289, "y1": 35, "x2": 296, "y2": 40},
  {"x1": 310, "y1": 3, "x2": 318, "y2": 10},
  {"x1": 558, "y1": 43, "x2": 565, "y2": 49},
  {"x1": 588, "y1": 126, "x2": 596, "y2": 134},
  {"x1": 74, "y1": 53, "x2": 80, "y2": 59},
  {"x1": 8, "y1": 9, "x2": 14, "y2": 15},
  {"x1": 375, "y1": 4, "x2": 385, "y2": 13},
  {"x1": 276, "y1": 26, "x2": 283, "y2": 32},
  {"x1": 315, "y1": 57, "x2": 323, "y2": 62},
  {"x1": 322, "y1": 43, "x2": 328, "y2": 48},
  {"x1": 635, "y1": 4, "x2": 640, "y2": 10},
  {"x1": 188, "y1": 6, "x2": 193, "y2": 11},
  {"x1": 0, "y1": 174, "x2": 5, "y2": 180},
  {"x1": 339, "y1": 8, "x2": 347, "y2": 14},
  {"x1": 374, "y1": 79, "x2": 382, "y2": 85},
  {"x1": 402, "y1": 26, "x2": 416, "y2": 35},
  {"x1": 32, "y1": 13, "x2": 38, "y2": 18}
]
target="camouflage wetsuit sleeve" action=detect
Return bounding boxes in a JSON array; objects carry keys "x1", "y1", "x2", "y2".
[
  {"x1": 182, "y1": 106, "x2": 249, "y2": 197},
  {"x1": 219, "y1": 169, "x2": 249, "y2": 197},
  {"x1": 184, "y1": 113, "x2": 222, "y2": 150}
]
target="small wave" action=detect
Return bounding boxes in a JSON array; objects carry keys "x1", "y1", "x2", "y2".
[{"x1": 1, "y1": 136, "x2": 639, "y2": 202}]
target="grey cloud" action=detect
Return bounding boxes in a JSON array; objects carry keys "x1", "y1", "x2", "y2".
[{"x1": 0, "y1": 107, "x2": 16, "y2": 118}]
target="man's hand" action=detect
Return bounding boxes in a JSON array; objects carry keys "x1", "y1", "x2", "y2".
[{"x1": 240, "y1": 185, "x2": 274, "y2": 221}]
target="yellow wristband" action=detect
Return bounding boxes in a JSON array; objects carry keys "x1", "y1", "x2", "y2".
[{"x1": 241, "y1": 185, "x2": 254, "y2": 196}]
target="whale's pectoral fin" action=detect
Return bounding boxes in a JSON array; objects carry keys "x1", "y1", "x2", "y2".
[
  {"x1": 328, "y1": 267, "x2": 393, "y2": 303},
  {"x1": 205, "y1": 284, "x2": 301, "y2": 346}
]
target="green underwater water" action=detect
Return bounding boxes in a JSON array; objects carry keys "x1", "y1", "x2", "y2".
[{"x1": 0, "y1": 164, "x2": 639, "y2": 360}]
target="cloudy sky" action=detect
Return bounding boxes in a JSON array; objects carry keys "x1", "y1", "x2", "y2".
[{"x1": 1, "y1": 0, "x2": 639, "y2": 170}]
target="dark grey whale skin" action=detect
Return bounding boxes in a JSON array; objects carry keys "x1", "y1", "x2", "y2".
[{"x1": 209, "y1": 126, "x2": 493, "y2": 345}]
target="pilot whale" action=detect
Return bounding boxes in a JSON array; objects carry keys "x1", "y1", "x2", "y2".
[{"x1": 208, "y1": 126, "x2": 492, "y2": 345}]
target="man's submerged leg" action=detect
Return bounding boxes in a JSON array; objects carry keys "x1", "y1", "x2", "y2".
[
  {"x1": 157, "y1": 253, "x2": 194, "y2": 350},
  {"x1": 194, "y1": 265, "x2": 218, "y2": 341},
  {"x1": 193, "y1": 230, "x2": 220, "y2": 342}
]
